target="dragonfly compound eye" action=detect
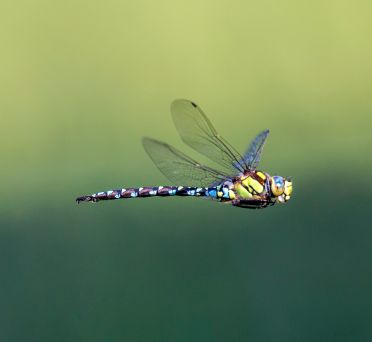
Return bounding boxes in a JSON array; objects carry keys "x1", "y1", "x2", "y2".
[{"x1": 271, "y1": 176, "x2": 285, "y2": 197}]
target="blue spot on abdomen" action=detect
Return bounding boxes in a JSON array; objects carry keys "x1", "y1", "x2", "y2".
[{"x1": 207, "y1": 189, "x2": 217, "y2": 197}]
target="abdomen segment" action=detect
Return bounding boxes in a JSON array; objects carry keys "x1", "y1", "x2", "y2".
[{"x1": 76, "y1": 186, "x2": 232, "y2": 203}]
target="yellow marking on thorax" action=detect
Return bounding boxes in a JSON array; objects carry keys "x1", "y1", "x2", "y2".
[
  {"x1": 256, "y1": 171, "x2": 266, "y2": 180},
  {"x1": 241, "y1": 176, "x2": 264, "y2": 194},
  {"x1": 235, "y1": 183, "x2": 253, "y2": 198}
]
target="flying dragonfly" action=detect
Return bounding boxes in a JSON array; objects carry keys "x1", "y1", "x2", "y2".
[{"x1": 76, "y1": 99, "x2": 293, "y2": 209}]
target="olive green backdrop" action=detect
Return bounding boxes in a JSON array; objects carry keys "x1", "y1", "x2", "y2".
[{"x1": 1, "y1": 0, "x2": 371, "y2": 341}]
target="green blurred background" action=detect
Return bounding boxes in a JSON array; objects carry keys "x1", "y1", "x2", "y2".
[{"x1": 1, "y1": 0, "x2": 371, "y2": 341}]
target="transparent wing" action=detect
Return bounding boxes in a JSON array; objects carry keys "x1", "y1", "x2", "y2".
[
  {"x1": 241, "y1": 129, "x2": 270, "y2": 170},
  {"x1": 142, "y1": 137, "x2": 231, "y2": 187},
  {"x1": 171, "y1": 99, "x2": 246, "y2": 174}
]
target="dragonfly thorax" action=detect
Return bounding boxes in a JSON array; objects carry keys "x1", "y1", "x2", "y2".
[
  {"x1": 229, "y1": 171, "x2": 293, "y2": 208},
  {"x1": 232, "y1": 170, "x2": 268, "y2": 200}
]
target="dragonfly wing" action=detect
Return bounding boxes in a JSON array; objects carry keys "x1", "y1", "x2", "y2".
[
  {"x1": 142, "y1": 137, "x2": 231, "y2": 187},
  {"x1": 241, "y1": 129, "x2": 270, "y2": 170},
  {"x1": 171, "y1": 99, "x2": 246, "y2": 174}
]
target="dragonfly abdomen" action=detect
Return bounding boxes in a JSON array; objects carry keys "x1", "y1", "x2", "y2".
[{"x1": 76, "y1": 185, "x2": 232, "y2": 204}]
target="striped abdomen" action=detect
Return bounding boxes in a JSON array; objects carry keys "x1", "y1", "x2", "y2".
[{"x1": 76, "y1": 185, "x2": 234, "y2": 203}]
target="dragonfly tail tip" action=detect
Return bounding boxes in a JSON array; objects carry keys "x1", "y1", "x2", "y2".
[{"x1": 76, "y1": 195, "x2": 93, "y2": 204}]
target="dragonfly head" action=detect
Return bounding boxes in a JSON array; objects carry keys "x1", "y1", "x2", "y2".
[{"x1": 270, "y1": 176, "x2": 293, "y2": 203}]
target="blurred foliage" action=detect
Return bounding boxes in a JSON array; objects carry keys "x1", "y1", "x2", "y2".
[{"x1": 0, "y1": 0, "x2": 371, "y2": 341}]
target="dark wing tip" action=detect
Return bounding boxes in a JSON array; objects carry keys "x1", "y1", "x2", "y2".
[
  {"x1": 171, "y1": 99, "x2": 198, "y2": 110},
  {"x1": 257, "y1": 129, "x2": 270, "y2": 140},
  {"x1": 142, "y1": 136, "x2": 168, "y2": 149},
  {"x1": 141, "y1": 136, "x2": 151, "y2": 144},
  {"x1": 141, "y1": 136, "x2": 153, "y2": 156},
  {"x1": 142, "y1": 136, "x2": 158, "y2": 148}
]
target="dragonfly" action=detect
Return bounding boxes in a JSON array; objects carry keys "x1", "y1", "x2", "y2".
[{"x1": 76, "y1": 99, "x2": 293, "y2": 209}]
